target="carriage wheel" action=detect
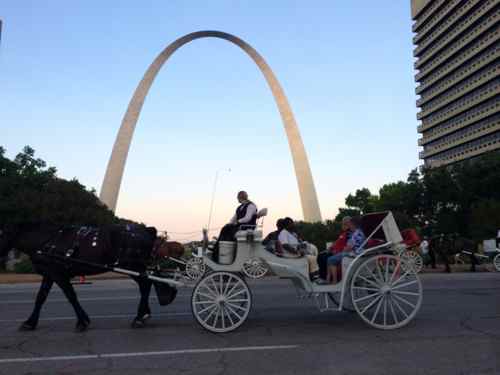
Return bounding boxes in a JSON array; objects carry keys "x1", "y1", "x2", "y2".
[
  {"x1": 350, "y1": 255, "x2": 422, "y2": 330},
  {"x1": 185, "y1": 257, "x2": 206, "y2": 281},
  {"x1": 401, "y1": 250, "x2": 424, "y2": 274},
  {"x1": 191, "y1": 272, "x2": 252, "y2": 333},
  {"x1": 493, "y1": 254, "x2": 500, "y2": 272},
  {"x1": 242, "y1": 258, "x2": 269, "y2": 279}
]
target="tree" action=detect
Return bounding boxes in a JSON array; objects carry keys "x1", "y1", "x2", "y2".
[
  {"x1": 345, "y1": 188, "x2": 378, "y2": 214},
  {"x1": 468, "y1": 199, "x2": 500, "y2": 241},
  {"x1": 295, "y1": 220, "x2": 341, "y2": 251},
  {"x1": 0, "y1": 146, "x2": 116, "y2": 226}
]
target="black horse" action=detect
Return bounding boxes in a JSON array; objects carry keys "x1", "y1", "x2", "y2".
[
  {"x1": 0, "y1": 223, "x2": 176, "y2": 332},
  {"x1": 427, "y1": 233, "x2": 477, "y2": 273}
]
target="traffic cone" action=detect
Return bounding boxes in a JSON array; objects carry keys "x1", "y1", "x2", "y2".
[{"x1": 72, "y1": 275, "x2": 92, "y2": 285}]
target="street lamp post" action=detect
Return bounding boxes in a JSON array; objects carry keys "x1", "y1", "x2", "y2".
[{"x1": 207, "y1": 168, "x2": 231, "y2": 233}]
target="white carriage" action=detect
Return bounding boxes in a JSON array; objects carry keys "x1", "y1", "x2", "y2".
[{"x1": 188, "y1": 211, "x2": 423, "y2": 333}]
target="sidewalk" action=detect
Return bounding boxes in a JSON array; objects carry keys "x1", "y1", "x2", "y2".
[{"x1": 0, "y1": 272, "x2": 127, "y2": 284}]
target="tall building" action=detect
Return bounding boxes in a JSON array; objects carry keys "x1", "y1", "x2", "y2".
[{"x1": 411, "y1": 0, "x2": 500, "y2": 168}]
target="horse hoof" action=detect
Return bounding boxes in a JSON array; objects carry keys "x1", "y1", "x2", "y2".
[
  {"x1": 75, "y1": 321, "x2": 89, "y2": 332},
  {"x1": 131, "y1": 318, "x2": 147, "y2": 328},
  {"x1": 19, "y1": 322, "x2": 36, "y2": 331}
]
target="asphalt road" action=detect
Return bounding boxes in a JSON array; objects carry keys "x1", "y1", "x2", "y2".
[{"x1": 0, "y1": 273, "x2": 499, "y2": 375}]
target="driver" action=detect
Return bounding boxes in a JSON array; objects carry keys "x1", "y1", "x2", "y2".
[{"x1": 212, "y1": 191, "x2": 257, "y2": 262}]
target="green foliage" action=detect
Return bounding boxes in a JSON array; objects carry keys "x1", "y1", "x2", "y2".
[
  {"x1": 336, "y1": 152, "x2": 500, "y2": 241},
  {"x1": 295, "y1": 220, "x2": 341, "y2": 251},
  {"x1": 345, "y1": 188, "x2": 378, "y2": 214},
  {"x1": 0, "y1": 145, "x2": 116, "y2": 226},
  {"x1": 468, "y1": 199, "x2": 500, "y2": 241},
  {"x1": 13, "y1": 258, "x2": 34, "y2": 273}
]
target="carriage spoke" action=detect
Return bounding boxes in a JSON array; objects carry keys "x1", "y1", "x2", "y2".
[
  {"x1": 194, "y1": 300, "x2": 213, "y2": 305},
  {"x1": 201, "y1": 305, "x2": 218, "y2": 323},
  {"x1": 223, "y1": 306, "x2": 234, "y2": 326},
  {"x1": 226, "y1": 301, "x2": 248, "y2": 312},
  {"x1": 352, "y1": 286, "x2": 380, "y2": 292},
  {"x1": 198, "y1": 303, "x2": 217, "y2": 315},
  {"x1": 392, "y1": 294, "x2": 417, "y2": 310},
  {"x1": 384, "y1": 257, "x2": 390, "y2": 283},
  {"x1": 219, "y1": 275, "x2": 224, "y2": 297},
  {"x1": 356, "y1": 274, "x2": 381, "y2": 289},
  {"x1": 388, "y1": 260, "x2": 401, "y2": 284},
  {"x1": 354, "y1": 291, "x2": 381, "y2": 304},
  {"x1": 213, "y1": 306, "x2": 220, "y2": 328},
  {"x1": 392, "y1": 279, "x2": 418, "y2": 290},
  {"x1": 364, "y1": 265, "x2": 384, "y2": 285},
  {"x1": 390, "y1": 270, "x2": 412, "y2": 287},
  {"x1": 226, "y1": 288, "x2": 248, "y2": 300},
  {"x1": 388, "y1": 297, "x2": 399, "y2": 324},
  {"x1": 375, "y1": 260, "x2": 385, "y2": 283},
  {"x1": 224, "y1": 279, "x2": 240, "y2": 298},
  {"x1": 222, "y1": 276, "x2": 233, "y2": 296},
  {"x1": 226, "y1": 299, "x2": 250, "y2": 303},
  {"x1": 370, "y1": 294, "x2": 384, "y2": 323},
  {"x1": 383, "y1": 296, "x2": 387, "y2": 326},
  {"x1": 224, "y1": 302, "x2": 244, "y2": 321},
  {"x1": 361, "y1": 294, "x2": 383, "y2": 314},
  {"x1": 391, "y1": 295, "x2": 409, "y2": 319},
  {"x1": 220, "y1": 307, "x2": 226, "y2": 329},
  {"x1": 392, "y1": 290, "x2": 420, "y2": 297},
  {"x1": 210, "y1": 277, "x2": 221, "y2": 296},
  {"x1": 200, "y1": 284, "x2": 217, "y2": 298},
  {"x1": 196, "y1": 291, "x2": 217, "y2": 301}
]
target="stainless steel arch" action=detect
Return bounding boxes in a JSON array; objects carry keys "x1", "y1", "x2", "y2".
[{"x1": 100, "y1": 30, "x2": 322, "y2": 222}]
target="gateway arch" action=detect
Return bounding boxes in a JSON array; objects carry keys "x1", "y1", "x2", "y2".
[{"x1": 100, "y1": 30, "x2": 322, "y2": 222}]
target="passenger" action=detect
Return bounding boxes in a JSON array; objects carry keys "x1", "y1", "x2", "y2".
[
  {"x1": 316, "y1": 216, "x2": 351, "y2": 281},
  {"x1": 212, "y1": 191, "x2": 258, "y2": 262},
  {"x1": 278, "y1": 218, "x2": 320, "y2": 281},
  {"x1": 325, "y1": 216, "x2": 365, "y2": 284},
  {"x1": 262, "y1": 218, "x2": 286, "y2": 253}
]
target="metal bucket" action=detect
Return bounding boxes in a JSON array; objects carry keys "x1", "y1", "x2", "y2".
[{"x1": 219, "y1": 241, "x2": 236, "y2": 265}]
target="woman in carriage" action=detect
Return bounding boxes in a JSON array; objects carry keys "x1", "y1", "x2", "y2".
[
  {"x1": 321, "y1": 216, "x2": 366, "y2": 284},
  {"x1": 276, "y1": 217, "x2": 320, "y2": 281}
]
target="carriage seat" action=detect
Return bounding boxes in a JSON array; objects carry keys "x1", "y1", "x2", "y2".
[
  {"x1": 239, "y1": 208, "x2": 268, "y2": 230},
  {"x1": 236, "y1": 208, "x2": 268, "y2": 242}
]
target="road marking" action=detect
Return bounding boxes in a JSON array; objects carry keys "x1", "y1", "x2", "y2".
[
  {"x1": 0, "y1": 312, "x2": 191, "y2": 323},
  {"x1": 0, "y1": 345, "x2": 299, "y2": 364}
]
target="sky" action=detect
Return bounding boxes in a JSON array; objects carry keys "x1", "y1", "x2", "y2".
[{"x1": 0, "y1": 1, "x2": 420, "y2": 241}]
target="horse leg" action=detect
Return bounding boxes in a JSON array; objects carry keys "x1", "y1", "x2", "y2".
[
  {"x1": 441, "y1": 250, "x2": 451, "y2": 273},
  {"x1": 54, "y1": 277, "x2": 90, "y2": 332},
  {"x1": 469, "y1": 252, "x2": 478, "y2": 272},
  {"x1": 428, "y1": 246, "x2": 436, "y2": 269},
  {"x1": 131, "y1": 276, "x2": 153, "y2": 328},
  {"x1": 19, "y1": 275, "x2": 54, "y2": 331}
]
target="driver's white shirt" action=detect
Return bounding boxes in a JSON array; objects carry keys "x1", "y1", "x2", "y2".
[{"x1": 278, "y1": 229, "x2": 299, "y2": 247}]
